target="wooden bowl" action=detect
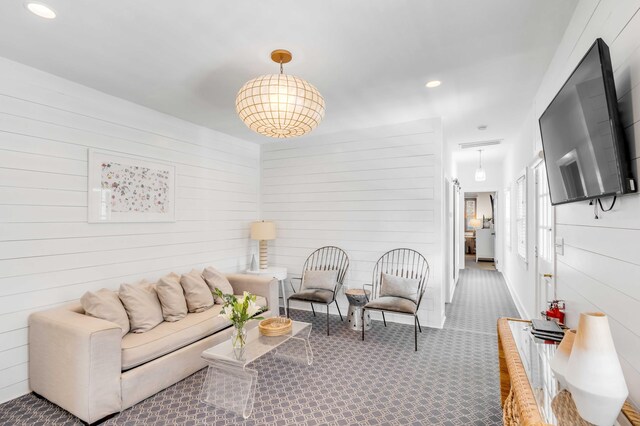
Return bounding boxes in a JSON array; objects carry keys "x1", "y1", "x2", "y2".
[{"x1": 259, "y1": 317, "x2": 292, "y2": 336}]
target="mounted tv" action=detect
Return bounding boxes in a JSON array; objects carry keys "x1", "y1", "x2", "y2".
[{"x1": 539, "y1": 38, "x2": 636, "y2": 206}]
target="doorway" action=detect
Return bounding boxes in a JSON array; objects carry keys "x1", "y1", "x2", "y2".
[{"x1": 464, "y1": 191, "x2": 497, "y2": 271}]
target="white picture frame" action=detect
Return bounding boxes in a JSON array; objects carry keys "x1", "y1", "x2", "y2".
[{"x1": 88, "y1": 149, "x2": 176, "y2": 223}]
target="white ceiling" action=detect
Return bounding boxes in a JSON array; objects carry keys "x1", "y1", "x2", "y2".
[{"x1": 0, "y1": 1, "x2": 577, "y2": 151}]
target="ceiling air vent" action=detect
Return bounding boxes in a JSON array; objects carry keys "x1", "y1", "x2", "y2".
[{"x1": 458, "y1": 139, "x2": 503, "y2": 149}]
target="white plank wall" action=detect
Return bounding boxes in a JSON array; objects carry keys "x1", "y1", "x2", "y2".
[
  {"x1": 261, "y1": 119, "x2": 445, "y2": 328},
  {"x1": 503, "y1": 0, "x2": 640, "y2": 406},
  {"x1": 0, "y1": 57, "x2": 260, "y2": 403}
]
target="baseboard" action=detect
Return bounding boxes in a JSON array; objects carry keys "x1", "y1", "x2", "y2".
[
  {"x1": 284, "y1": 300, "x2": 444, "y2": 329},
  {"x1": 501, "y1": 273, "x2": 528, "y2": 319}
]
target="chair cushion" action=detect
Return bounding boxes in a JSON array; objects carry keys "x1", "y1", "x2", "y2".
[
  {"x1": 81, "y1": 288, "x2": 130, "y2": 336},
  {"x1": 302, "y1": 270, "x2": 339, "y2": 292},
  {"x1": 380, "y1": 273, "x2": 419, "y2": 303},
  {"x1": 289, "y1": 288, "x2": 334, "y2": 304},
  {"x1": 119, "y1": 280, "x2": 164, "y2": 333},
  {"x1": 120, "y1": 295, "x2": 267, "y2": 370},
  {"x1": 180, "y1": 269, "x2": 214, "y2": 313},
  {"x1": 365, "y1": 296, "x2": 417, "y2": 314},
  {"x1": 203, "y1": 266, "x2": 234, "y2": 304},
  {"x1": 156, "y1": 272, "x2": 188, "y2": 322}
]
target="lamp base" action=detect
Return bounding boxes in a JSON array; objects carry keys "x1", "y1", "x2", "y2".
[{"x1": 259, "y1": 240, "x2": 268, "y2": 269}]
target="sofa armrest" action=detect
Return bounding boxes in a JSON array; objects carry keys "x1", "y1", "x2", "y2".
[
  {"x1": 226, "y1": 274, "x2": 279, "y2": 313},
  {"x1": 29, "y1": 305, "x2": 122, "y2": 423}
]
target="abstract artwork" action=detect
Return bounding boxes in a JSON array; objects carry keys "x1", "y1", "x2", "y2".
[{"x1": 88, "y1": 150, "x2": 176, "y2": 223}]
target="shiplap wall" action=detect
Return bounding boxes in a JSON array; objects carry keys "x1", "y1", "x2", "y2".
[
  {"x1": 261, "y1": 119, "x2": 445, "y2": 328},
  {"x1": 0, "y1": 57, "x2": 259, "y2": 403},
  {"x1": 503, "y1": 0, "x2": 640, "y2": 406}
]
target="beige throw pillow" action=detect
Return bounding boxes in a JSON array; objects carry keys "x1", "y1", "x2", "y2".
[
  {"x1": 81, "y1": 288, "x2": 130, "y2": 336},
  {"x1": 302, "y1": 270, "x2": 339, "y2": 292},
  {"x1": 180, "y1": 269, "x2": 214, "y2": 313},
  {"x1": 380, "y1": 273, "x2": 420, "y2": 303},
  {"x1": 202, "y1": 266, "x2": 234, "y2": 304},
  {"x1": 156, "y1": 272, "x2": 188, "y2": 322},
  {"x1": 118, "y1": 280, "x2": 164, "y2": 333}
]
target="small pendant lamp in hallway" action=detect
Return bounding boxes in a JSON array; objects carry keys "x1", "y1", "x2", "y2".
[{"x1": 475, "y1": 149, "x2": 486, "y2": 182}]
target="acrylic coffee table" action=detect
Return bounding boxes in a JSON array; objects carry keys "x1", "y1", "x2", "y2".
[{"x1": 200, "y1": 321, "x2": 313, "y2": 419}]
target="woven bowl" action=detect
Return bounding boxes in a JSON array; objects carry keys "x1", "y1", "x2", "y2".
[{"x1": 259, "y1": 317, "x2": 292, "y2": 336}]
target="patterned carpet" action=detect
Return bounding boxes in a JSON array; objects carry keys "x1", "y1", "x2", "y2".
[{"x1": 0, "y1": 269, "x2": 518, "y2": 426}]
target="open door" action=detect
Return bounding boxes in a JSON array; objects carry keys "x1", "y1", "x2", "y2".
[{"x1": 534, "y1": 161, "x2": 555, "y2": 316}]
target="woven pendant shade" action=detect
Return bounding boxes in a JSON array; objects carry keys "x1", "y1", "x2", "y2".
[{"x1": 236, "y1": 50, "x2": 325, "y2": 138}]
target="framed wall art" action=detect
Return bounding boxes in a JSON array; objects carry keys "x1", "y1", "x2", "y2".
[{"x1": 88, "y1": 149, "x2": 176, "y2": 223}]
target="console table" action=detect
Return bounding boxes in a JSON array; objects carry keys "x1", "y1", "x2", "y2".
[{"x1": 497, "y1": 318, "x2": 639, "y2": 425}]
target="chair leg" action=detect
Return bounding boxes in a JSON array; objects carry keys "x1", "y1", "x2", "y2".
[
  {"x1": 382, "y1": 311, "x2": 387, "y2": 327},
  {"x1": 414, "y1": 316, "x2": 418, "y2": 351},
  {"x1": 416, "y1": 316, "x2": 422, "y2": 333},
  {"x1": 310, "y1": 303, "x2": 316, "y2": 317},
  {"x1": 326, "y1": 305, "x2": 330, "y2": 336},
  {"x1": 361, "y1": 308, "x2": 365, "y2": 341},
  {"x1": 286, "y1": 299, "x2": 290, "y2": 318},
  {"x1": 335, "y1": 301, "x2": 343, "y2": 321}
]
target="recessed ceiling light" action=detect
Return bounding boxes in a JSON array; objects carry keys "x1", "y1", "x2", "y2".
[
  {"x1": 478, "y1": 125, "x2": 488, "y2": 131},
  {"x1": 25, "y1": 2, "x2": 57, "y2": 19},
  {"x1": 425, "y1": 80, "x2": 441, "y2": 88}
]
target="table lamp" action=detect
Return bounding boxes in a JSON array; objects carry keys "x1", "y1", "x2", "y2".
[
  {"x1": 250, "y1": 221, "x2": 276, "y2": 270},
  {"x1": 469, "y1": 218, "x2": 482, "y2": 229}
]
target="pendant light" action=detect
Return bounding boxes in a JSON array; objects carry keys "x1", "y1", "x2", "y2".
[
  {"x1": 236, "y1": 49, "x2": 325, "y2": 138},
  {"x1": 475, "y1": 149, "x2": 487, "y2": 182}
]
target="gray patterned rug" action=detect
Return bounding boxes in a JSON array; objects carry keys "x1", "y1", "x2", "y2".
[{"x1": 0, "y1": 269, "x2": 518, "y2": 425}]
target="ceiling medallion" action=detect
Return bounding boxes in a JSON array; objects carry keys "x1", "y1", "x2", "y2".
[{"x1": 236, "y1": 49, "x2": 325, "y2": 138}]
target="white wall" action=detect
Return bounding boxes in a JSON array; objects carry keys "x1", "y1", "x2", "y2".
[
  {"x1": 476, "y1": 193, "x2": 493, "y2": 221},
  {"x1": 502, "y1": 0, "x2": 640, "y2": 406},
  {"x1": 0, "y1": 58, "x2": 260, "y2": 403},
  {"x1": 261, "y1": 119, "x2": 446, "y2": 328}
]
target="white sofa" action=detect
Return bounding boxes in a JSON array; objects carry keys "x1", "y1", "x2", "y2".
[{"x1": 28, "y1": 274, "x2": 279, "y2": 424}]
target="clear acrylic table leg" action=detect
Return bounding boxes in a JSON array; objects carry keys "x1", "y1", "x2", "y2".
[
  {"x1": 200, "y1": 362, "x2": 258, "y2": 419},
  {"x1": 272, "y1": 328, "x2": 313, "y2": 365}
]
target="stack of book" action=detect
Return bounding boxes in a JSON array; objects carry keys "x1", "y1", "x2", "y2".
[{"x1": 530, "y1": 319, "x2": 565, "y2": 342}]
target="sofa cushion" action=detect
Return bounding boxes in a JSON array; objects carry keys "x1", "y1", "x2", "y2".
[
  {"x1": 180, "y1": 270, "x2": 214, "y2": 313},
  {"x1": 80, "y1": 288, "x2": 130, "y2": 336},
  {"x1": 120, "y1": 295, "x2": 267, "y2": 371},
  {"x1": 156, "y1": 272, "x2": 188, "y2": 322},
  {"x1": 119, "y1": 280, "x2": 164, "y2": 333},
  {"x1": 203, "y1": 266, "x2": 234, "y2": 304}
]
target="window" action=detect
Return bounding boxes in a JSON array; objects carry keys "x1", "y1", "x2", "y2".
[
  {"x1": 504, "y1": 187, "x2": 511, "y2": 250},
  {"x1": 516, "y1": 172, "x2": 527, "y2": 262}
]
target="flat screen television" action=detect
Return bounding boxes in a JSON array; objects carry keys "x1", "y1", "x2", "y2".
[{"x1": 539, "y1": 38, "x2": 635, "y2": 206}]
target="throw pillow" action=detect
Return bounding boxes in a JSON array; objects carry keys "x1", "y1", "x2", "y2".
[
  {"x1": 202, "y1": 266, "x2": 234, "y2": 304},
  {"x1": 180, "y1": 269, "x2": 215, "y2": 313},
  {"x1": 81, "y1": 288, "x2": 130, "y2": 336},
  {"x1": 380, "y1": 273, "x2": 420, "y2": 303},
  {"x1": 302, "y1": 270, "x2": 338, "y2": 292},
  {"x1": 118, "y1": 280, "x2": 164, "y2": 333},
  {"x1": 156, "y1": 272, "x2": 188, "y2": 322}
]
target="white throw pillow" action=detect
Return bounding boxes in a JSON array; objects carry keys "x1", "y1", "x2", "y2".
[
  {"x1": 156, "y1": 272, "x2": 188, "y2": 322},
  {"x1": 180, "y1": 269, "x2": 215, "y2": 313},
  {"x1": 118, "y1": 280, "x2": 164, "y2": 333},
  {"x1": 202, "y1": 266, "x2": 234, "y2": 304},
  {"x1": 81, "y1": 288, "x2": 130, "y2": 336},
  {"x1": 302, "y1": 270, "x2": 339, "y2": 292},
  {"x1": 380, "y1": 273, "x2": 420, "y2": 303}
]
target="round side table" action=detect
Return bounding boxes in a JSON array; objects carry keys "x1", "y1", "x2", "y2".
[
  {"x1": 245, "y1": 267, "x2": 288, "y2": 316},
  {"x1": 345, "y1": 289, "x2": 371, "y2": 331}
]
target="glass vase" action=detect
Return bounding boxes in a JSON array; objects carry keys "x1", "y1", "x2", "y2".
[{"x1": 231, "y1": 324, "x2": 247, "y2": 359}]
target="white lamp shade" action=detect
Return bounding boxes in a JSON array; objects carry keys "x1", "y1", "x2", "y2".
[
  {"x1": 565, "y1": 312, "x2": 628, "y2": 426},
  {"x1": 475, "y1": 167, "x2": 486, "y2": 182},
  {"x1": 236, "y1": 74, "x2": 325, "y2": 138},
  {"x1": 250, "y1": 221, "x2": 276, "y2": 240}
]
